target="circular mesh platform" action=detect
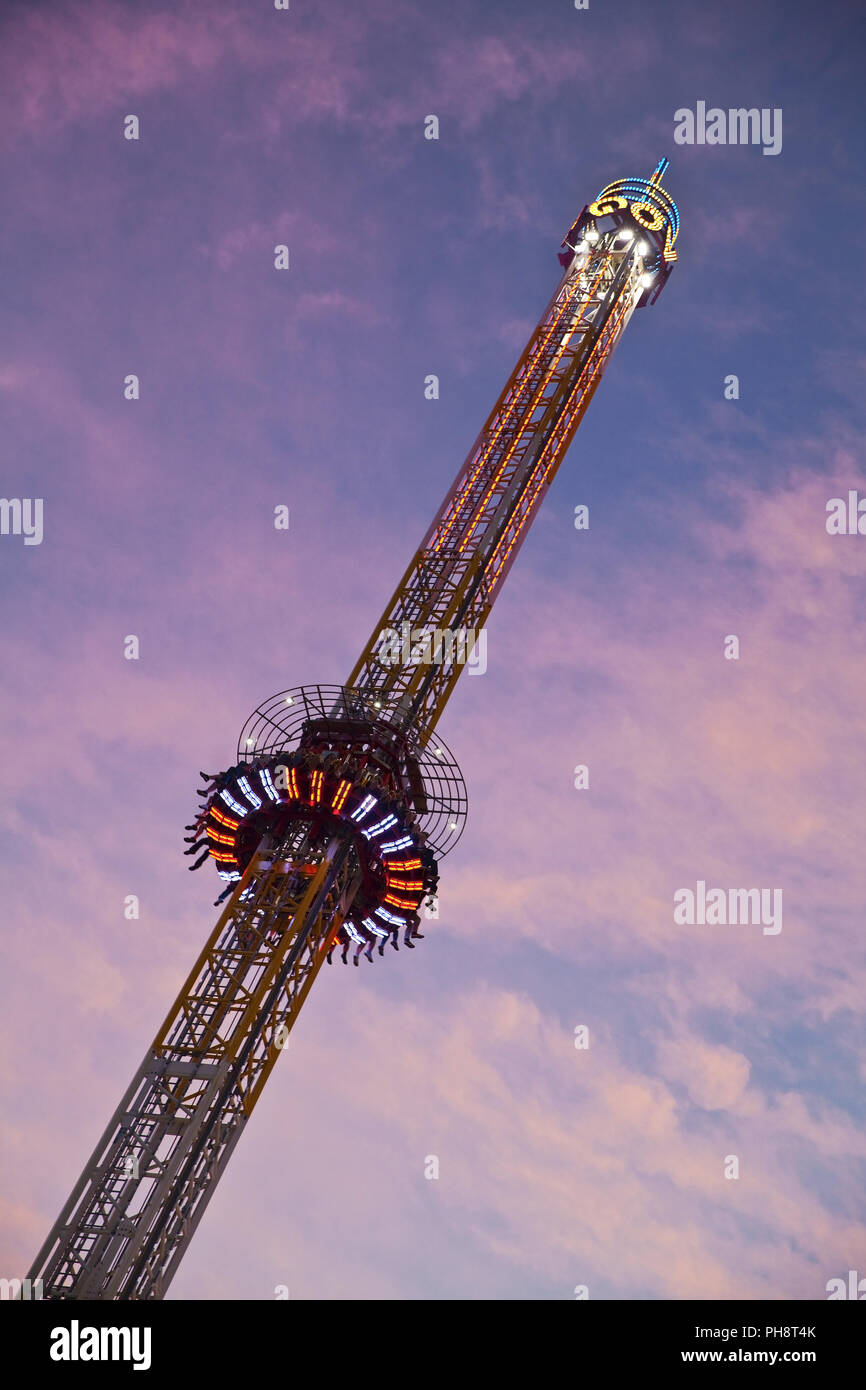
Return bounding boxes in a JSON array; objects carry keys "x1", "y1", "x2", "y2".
[{"x1": 236, "y1": 684, "x2": 467, "y2": 856}]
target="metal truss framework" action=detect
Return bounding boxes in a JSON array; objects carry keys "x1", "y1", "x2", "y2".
[
  {"x1": 347, "y1": 228, "x2": 647, "y2": 739},
  {"x1": 30, "y1": 828, "x2": 358, "y2": 1299},
  {"x1": 28, "y1": 164, "x2": 677, "y2": 1299}
]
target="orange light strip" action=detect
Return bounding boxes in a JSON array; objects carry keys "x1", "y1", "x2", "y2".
[
  {"x1": 210, "y1": 807, "x2": 239, "y2": 829},
  {"x1": 484, "y1": 336, "x2": 623, "y2": 590},
  {"x1": 331, "y1": 780, "x2": 351, "y2": 814},
  {"x1": 485, "y1": 289, "x2": 634, "y2": 589},
  {"x1": 456, "y1": 259, "x2": 611, "y2": 556},
  {"x1": 433, "y1": 260, "x2": 605, "y2": 555},
  {"x1": 385, "y1": 876, "x2": 424, "y2": 891},
  {"x1": 436, "y1": 268, "x2": 600, "y2": 556},
  {"x1": 310, "y1": 770, "x2": 323, "y2": 806},
  {"x1": 484, "y1": 278, "x2": 636, "y2": 591}
]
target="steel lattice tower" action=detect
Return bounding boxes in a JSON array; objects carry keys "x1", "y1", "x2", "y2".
[{"x1": 28, "y1": 160, "x2": 680, "y2": 1299}]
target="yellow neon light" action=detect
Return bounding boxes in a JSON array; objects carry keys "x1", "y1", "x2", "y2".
[
  {"x1": 588, "y1": 194, "x2": 628, "y2": 216},
  {"x1": 629, "y1": 200, "x2": 664, "y2": 231}
]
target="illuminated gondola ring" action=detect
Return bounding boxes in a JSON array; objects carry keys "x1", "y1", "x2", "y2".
[{"x1": 201, "y1": 756, "x2": 438, "y2": 940}]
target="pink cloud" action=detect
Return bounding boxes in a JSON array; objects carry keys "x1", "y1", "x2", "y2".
[
  {"x1": 0, "y1": 3, "x2": 257, "y2": 140},
  {"x1": 3, "y1": 464, "x2": 863, "y2": 1298}
]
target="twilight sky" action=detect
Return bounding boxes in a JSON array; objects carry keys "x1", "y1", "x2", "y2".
[{"x1": 1, "y1": 0, "x2": 865, "y2": 1299}]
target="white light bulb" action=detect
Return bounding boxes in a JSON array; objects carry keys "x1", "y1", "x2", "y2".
[
  {"x1": 637, "y1": 240, "x2": 649, "y2": 255},
  {"x1": 640, "y1": 272, "x2": 654, "y2": 288}
]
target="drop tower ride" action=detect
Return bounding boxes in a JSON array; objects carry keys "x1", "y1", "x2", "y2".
[{"x1": 29, "y1": 160, "x2": 680, "y2": 1298}]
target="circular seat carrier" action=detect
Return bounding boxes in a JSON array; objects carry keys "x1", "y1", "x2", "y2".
[{"x1": 197, "y1": 751, "x2": 438, "y2": 959}]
